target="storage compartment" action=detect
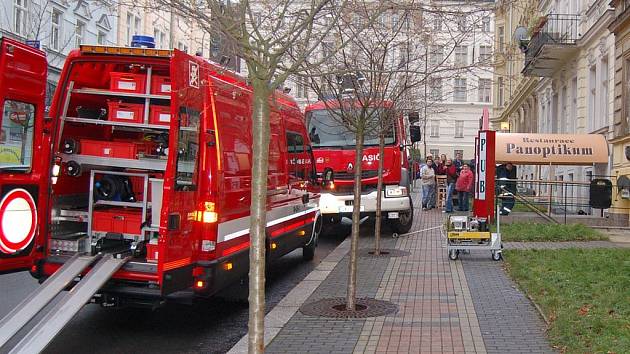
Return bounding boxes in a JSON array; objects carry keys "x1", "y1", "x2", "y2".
[
  {"x1": 151, "y1": 75, "x2": 171, "y2": 95},
  {"x1": 80, "y1": 139, "x2": 151, "y2": 159},
  {"x1": 146, "y1": 240, "x2": 159, "y2": 263},
  {"x1": 92, "y1": 208, "x2": 143, "y2": 235},
  {"x1": 149, "y1": 105, "x2": 171, "y2": 126},
  {"x1": 109, "y1": 72, "x2": 147, "y2": 93},
  {"x1": 107, "y1": 101, "x2": 144, "y2": 124}
]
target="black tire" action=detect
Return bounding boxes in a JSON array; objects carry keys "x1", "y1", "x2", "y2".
[
  {"x1": 302, "y1": 242, "x2": 315, "y2": 261},
  {"x1": 448, "y1": 250, "x2": 459, "y2": 260},
  {"x1": 387, "y1": 196, "x2": 414, "y2": 234},
  {"x1": 491, "y1": 251, "x2": 502, "y2": 261},
  {"x1": 303, "y1": 216, "x2": 320, "y2": 261}
]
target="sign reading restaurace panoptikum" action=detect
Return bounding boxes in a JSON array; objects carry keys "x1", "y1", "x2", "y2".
[{"x1": 495, "y1": 133, "x2": 609, "y2": 165}]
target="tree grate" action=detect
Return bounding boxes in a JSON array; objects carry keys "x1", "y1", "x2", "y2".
[
  {"x1": 359, "y1": 248, "x2": 410, "y2": 258},
  {"x1": 299, "y1": 297, "x2": 398, "y2": 319}
]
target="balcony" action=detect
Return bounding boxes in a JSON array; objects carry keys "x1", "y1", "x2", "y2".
[{"x1": 522, "y1": 14, "x2": 581, "y2": 77}]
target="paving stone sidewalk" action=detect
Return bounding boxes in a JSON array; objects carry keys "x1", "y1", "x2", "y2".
[{"x1": 231, "y1": 191, "x2": 556, "y2": 353}]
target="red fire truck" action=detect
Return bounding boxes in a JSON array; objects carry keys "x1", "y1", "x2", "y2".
[
  {"x1": 0, "y1": 37, "x2": 320, "y2": 350},
  {"x1": 305, "y1": 99, "x2": 419, "y2": 234}
]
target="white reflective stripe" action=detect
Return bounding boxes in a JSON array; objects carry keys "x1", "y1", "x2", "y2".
[{"x1": 219, "y1": 207, "x2": 319, "y2": 243}]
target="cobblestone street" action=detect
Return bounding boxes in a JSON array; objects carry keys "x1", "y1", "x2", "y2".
[{"x1": 229, "y1": 192, "x2": 557, "y2": 353}]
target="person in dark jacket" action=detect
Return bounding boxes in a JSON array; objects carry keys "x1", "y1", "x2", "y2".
[{"x1": 497, "y1": 162, "x2": 517, "y2": 215}]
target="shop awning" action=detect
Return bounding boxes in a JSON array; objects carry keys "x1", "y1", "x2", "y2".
[{"x1": 495, "y1": 133, "x2": 609, "y2": 165}]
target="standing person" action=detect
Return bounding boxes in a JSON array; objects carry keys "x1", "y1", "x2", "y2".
[
  {"x1": 420, "y1": 159, "x2": 436, "y2": 210},
  {"x1": 454, "y1": 152, "x2": 464, "y2": 173},
  {"x1": 442, "y1": 158, "x2": 458, "y2": 213},
  {"x1": 456, "y1": 164, "x2": 474, "y2": 211},
  {"x1": 497, "y1": 162, "x2": 517, "y2": 215}
]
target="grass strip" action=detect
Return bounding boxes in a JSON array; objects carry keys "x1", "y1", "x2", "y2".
[
  {"x1": 498, "y1": 222, "x2": 607, "y2": 242},
  {"x1": 504, "y1": 248, "x2": 630, "y2": 353}
]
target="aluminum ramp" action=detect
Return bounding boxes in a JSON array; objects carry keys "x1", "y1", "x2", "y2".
[
  {"x1": 0, "y1": 253, "x2": 99, "y2": 348},
  {"x1": 0, "y1": 254, "x2": 128, "y2": 354}
]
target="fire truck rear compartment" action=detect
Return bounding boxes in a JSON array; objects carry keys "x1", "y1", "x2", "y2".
[{"x1": 49, "y1": 59, "x2": 170, "y2": 265}]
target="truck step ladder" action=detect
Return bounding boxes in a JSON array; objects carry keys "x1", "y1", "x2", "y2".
[{"x1": 0, "y1": 254, "x2": 129, "y2": 353}]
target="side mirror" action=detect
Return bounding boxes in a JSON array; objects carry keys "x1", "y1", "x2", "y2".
[{"x1": 409, "y1": 126, "x2": 421, "y2": 143}]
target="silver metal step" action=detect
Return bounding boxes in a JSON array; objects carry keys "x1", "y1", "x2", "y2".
[
  {"x1": 0, "y1": 253, "x2": 100, "y2": 348},
  {"x1": 9, "y1": 254, "x2": 129, "y2": 354}
]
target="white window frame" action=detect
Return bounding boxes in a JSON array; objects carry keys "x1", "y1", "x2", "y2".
[
  {"x1": 430, "y1": 120, "x2": 440, "y2": 138},
  {"x1": 14, "y1": 0, "x2": 28, "y2": 37},
  {"x1": 454, "y1": 78, "x2": 467, "y2": 102},
  {"x1": 454, "y1": 46, "x2": 467, "y2": 66},
  {"x1": 51, "y1": 9, "x2": 62, "y2": 51},
  {"x1": 482, "y1": 16, "x2": 490, "y2": 32},
  {"x1": 479, "y1": 45, "x2": 492, "y2": 63},
  {"x1": 455, "y1": 121, "x2": 464, "y2": 138},
  {"x1": 478, "y1": 79, "x2": 491, "y2": 102},
  {"x1": 75, "y1": 20, "x2": 85, "y2": 48}
]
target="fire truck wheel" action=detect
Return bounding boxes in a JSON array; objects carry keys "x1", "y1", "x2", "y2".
[
  {"x1": 302, "y1": 233, "x2": 317, "y2": 261},
  {"x1": 387, "y1": 197, "x2": 414, "y2": 234}
]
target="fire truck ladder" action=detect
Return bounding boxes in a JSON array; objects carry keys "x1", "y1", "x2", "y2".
[{"x1": 0, "y1": 253, "x2": 129, "y2": 353}]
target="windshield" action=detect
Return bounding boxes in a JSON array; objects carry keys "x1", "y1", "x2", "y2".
[
  {"x1": 0, "y1": 100, "x2": 35, "y2": 171},
  {"x1": 306, "y1": 109, "x2": 396, "y2": 148}
]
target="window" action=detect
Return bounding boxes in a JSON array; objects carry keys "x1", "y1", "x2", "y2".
[
  {"x1": 391, "y1": 13, "x2": 399, "y2": 33},
  {"x1": 497, "y1": 77, "x2": 504, "y2": 106},
  {"x1": 154, "y1": 28, "x2": 167, "y2": 49},
  {"x1": 307, "y1": 109, "x2": 395, "y2": 147},
  {"x1": 75, "y1": 20, "x2": 85, "y2": 47},
  {"x1": 429, "y1": 45, "x2": 444, "y2": 66},
  {"x1": 498, "y1": 26, "x2": 505, "y2": 52},
  {"x1": 126, "y1": 12, "x2": 141, "y2": 45},
  {"x1": 455, "y1": 121, "x2": 464, "y2": 138},
  {"x1": 430, "y1": 120, "x2": 440, "y2": 138},
  {"x1": 286, "y1": 132, "x2": 310, "y2": 182},
  {"x1": 588, "y1": 65, "x2": 596, "y2": 131},
  {"x1": 51, "y1": 9, "x2": 62, "y2": 51},
  {"x1": 433, "y1": 15, "x2": 441, "y2": 30},
  {"x1": 14, "y1": 0, "x2": 28, "y2": 37},
  {"x1": 97, "y1": 31, "x2": 106, "y2": 45},
  {"x1": 454, "y1": 78, "x2": 467, "y2": 102},
  {"x1": 430, "y1": 149, "x2": 439, "y2": 157},
  {"x1": 321, "y1": 41, "x2": 333, "y2": 58},
  {"x1": 482, "y1": 16, "x2": 490, "y2": 32},
  {"x1": 479, "y1": 45, "x2": 492, "y2": 63},
  {"x1": 296, "y1": 76, "x2": 309, "y2": 99},
  {"x1": 457, "y1": 15, "x2": 467, "y2": 32},
  {"x1": 454, "y1": 46, "x2": 467, "y2": 66},
  {"x1": 1, "y1": 100, "x2": 36, "y2": 170},
  {"x1": 178, "y1": 42, "x2": 189, "y2": 53},
  {"x1": 175, "y1": 106, "x2": 200, "y2": 190},
  {"x1": 478, "y1": 79, "x2": 492, "y2": 102},
  {"x1": 600, "y1": 59, "x2": 609, "y2": 130},
  {"x1": 429, "y1": 78, "x2": 443, "y2": 101}
]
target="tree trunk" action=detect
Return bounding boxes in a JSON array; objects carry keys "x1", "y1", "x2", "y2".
[
  {"x1": 373, "y1": 128, "x2": 385, "y2": 255},
  {"x1": 248, "y1": 80, "x2": 271, "y2": 354},
  {"x1": 347, "y1": 128, "x2": 364, "y2": 311}
]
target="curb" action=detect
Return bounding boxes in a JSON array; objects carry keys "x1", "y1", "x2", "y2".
[{"x1": 226, "y1": 237, "x2": 351, "y2": 354}]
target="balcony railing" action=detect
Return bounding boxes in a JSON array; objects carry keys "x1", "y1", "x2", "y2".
[{"x1": 523, "y1": 14, "x2": 581, "y2": 76}]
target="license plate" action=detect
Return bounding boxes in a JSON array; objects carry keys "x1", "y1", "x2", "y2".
[
  {"x1": 388, "y1": 212, "x2": 399, "y2": 219},
  {"x1": 339, "y1": 205, "x2": 364, "y2": 213}
]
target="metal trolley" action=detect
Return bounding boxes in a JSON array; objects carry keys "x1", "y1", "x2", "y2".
[{"x1": 446, "y1": 206, "x2": 503, "y2": 261}]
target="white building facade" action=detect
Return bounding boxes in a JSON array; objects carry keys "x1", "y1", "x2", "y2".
[{"x1": 1, "y1": 0, "x2": 118, "y2": 106}]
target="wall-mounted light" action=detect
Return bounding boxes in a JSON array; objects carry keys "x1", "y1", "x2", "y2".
[{"x1": 500, "y1": 121, "x2": 510, "y2": 132}]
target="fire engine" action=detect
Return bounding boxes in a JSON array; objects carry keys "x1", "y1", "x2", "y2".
[
  {"x1": 305, "y1": 99, "x2": 419, "y2": 234},
  {"x1": 0, "y1": 37, "x2": 320, "y2": 351}
]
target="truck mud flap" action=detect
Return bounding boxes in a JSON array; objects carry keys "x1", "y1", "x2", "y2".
[{"x1": 161, "y1": 264, "x2": 194, "y2": 295}]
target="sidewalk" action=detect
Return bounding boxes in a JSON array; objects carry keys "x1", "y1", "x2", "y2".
[{"x1": 229, "y1": 192, "x2": 554, "y2": 354}]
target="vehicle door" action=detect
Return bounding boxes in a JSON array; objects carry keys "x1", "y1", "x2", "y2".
[
  {"x1": 0, "y1": 38, "x2": 50, "y2": 273},
  {"x1": 158, "y1": 51, "x2": 206, "y2": 294}
]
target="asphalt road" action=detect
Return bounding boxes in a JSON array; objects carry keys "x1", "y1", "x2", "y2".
[{"x1": 0, "y1": 229, "x2": 349, "y2": 354}]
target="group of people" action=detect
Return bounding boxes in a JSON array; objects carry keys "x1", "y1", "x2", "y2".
[{"x1": 418, "y1": 153, "x2": 475, "y2": 213}]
